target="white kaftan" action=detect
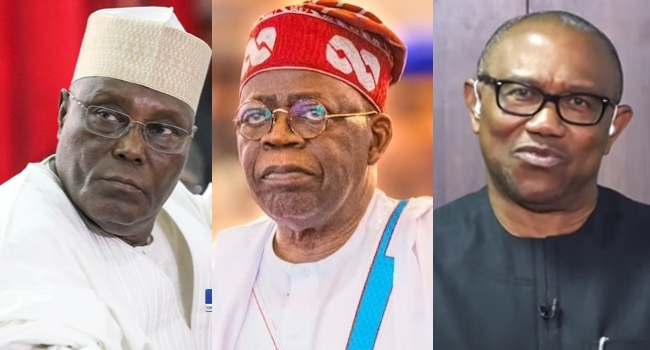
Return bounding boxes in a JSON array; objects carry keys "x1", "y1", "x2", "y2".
[
  {"x1": 0, "y1": 158, "x2": 212, "y2": 350},
  {"x1": 212, "y1": 190, "x2": 432, "y2": 350}
]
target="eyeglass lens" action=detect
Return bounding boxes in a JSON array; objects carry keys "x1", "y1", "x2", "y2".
[
  {"x1": 497, "y1": 82, "x2": 605, "y2": 124},
  {"x1": 236, "y1": 100, "x2": 330, "y2": 140},
  {"x1": 85, "y1": 106, "x2": 189, "y2": 154}
]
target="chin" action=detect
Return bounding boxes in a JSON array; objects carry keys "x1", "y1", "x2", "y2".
[
  {"x1": 505, "y1": 181, "x2": 570, "y2": 211},
  {"x1": 257, "y1": 191, "x2": 323, "y2": 224},
  {"x1": 81, "y1": 196, "x2": 151, "y2": 227},
  {"x1": 490, "y1": 163, "x2": 568, "y2": 208}
]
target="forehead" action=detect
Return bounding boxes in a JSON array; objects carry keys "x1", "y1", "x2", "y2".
[
  {"x1": 71, "y1": 77, "x2": 195, "y2": 120},
  {"x1": 486, "y1": 21, "x2": 618, "y2": 93},
  {"x1": 240, "y1": 70, "x2": 369, "y2": 108}
]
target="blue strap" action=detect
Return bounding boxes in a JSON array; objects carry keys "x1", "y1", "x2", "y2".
[{"x1": 346, "y1": 199, "x2": 409, "y2": 350}]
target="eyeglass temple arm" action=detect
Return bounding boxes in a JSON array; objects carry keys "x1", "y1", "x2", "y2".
[{"x1": 326, "y1": 111, "x2": 377, "y2": 118}]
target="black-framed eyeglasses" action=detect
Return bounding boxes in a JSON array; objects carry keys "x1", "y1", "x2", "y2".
[
  {"x1": 476, "y1": 75, "x2": 617, "y2": 126},
  {"x1": 234, "y1": 99, "x2": 377, "y2": 141},
  {"x1": 67, "y1": 91, "x2": 195, "y2": 155}
]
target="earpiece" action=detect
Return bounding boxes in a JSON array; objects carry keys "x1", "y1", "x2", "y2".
[
  {"x1": 473, "y1": 80, "x2": 482, "y2": 118},
  {"x1": 609, "y1": 124, "x2": 616, "y2": 137},
  {"x1": 609, "y1": 105, "x2": 619, "y2": 137}
]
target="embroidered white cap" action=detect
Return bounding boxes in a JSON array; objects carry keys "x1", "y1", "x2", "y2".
[{"x1": 72, "y1": 7, "x2": 212, "y2": 113}]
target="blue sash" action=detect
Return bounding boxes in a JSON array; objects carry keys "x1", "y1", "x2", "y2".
[{"x1": 346, "y1": 199, "x2": 408, "y2": 350}]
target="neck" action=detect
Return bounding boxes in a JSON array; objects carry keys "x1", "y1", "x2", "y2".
[
  {"x1": 78, "y1": 205, "x2": 155, "y2": 247},
  {"x1": 488, "y1": 182, "x2": 598, "y2": 238},
  {"x1": 273, "y1": 189, "x2": 375, "y2": 263},
  {"x1": 108, "y1": 221, "x2": 155, "y2": 247}
]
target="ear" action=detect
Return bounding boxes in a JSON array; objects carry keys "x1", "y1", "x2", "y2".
[
  {"x1": 464, "y1": 79, "x2": 481, "y2": 134},
  {"x1": 603, "y1": 104, "x2": 633, "y2": 155},
  {"x1": 367, "y1": 113, "x2": 392, "y2": 165},
  {"x1": 57, "y1": 89, "x2": 69, "y2": 139}
]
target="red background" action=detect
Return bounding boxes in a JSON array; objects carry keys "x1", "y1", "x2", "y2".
[{"x1": 0, "y1": 0, "x2": 203, "y2": 183}]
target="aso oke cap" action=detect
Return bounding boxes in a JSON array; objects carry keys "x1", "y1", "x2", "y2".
[
  {"x1": 240, "y1": 0, "x2": 407, "y2": 111},
  {"x1": 72, "y1": 7, "x2": 212, "y2": 113}
]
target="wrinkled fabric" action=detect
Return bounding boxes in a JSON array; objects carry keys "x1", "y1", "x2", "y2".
[
  {"x1": 0, "y1": 161, "x2": 212, "y2": 350},
  {"x1": 433, "y1": 186, "x2": 650, "y2": 350},
  {"x1": 212, "y1": 190, "x2": 432, "y2": 350}
]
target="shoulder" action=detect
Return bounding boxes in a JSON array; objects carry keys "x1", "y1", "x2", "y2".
[
  {"x1": 0, "y1": 163, "x2": 55, "y2": 203},
  {"x1": 212, "y1": 217, "x2": 274, "y2": 274},
  {"x1": 402, "y1": 195, "x2": 433, "y2": 225},
  {"x1": 0, "y1": 163, "x2": 75, "y2": 238},
  {"x1": 433, "y1": 187, "x2": 490, "y2": 230},
  {"x1": 215, "y1": 216, "x2": 275, "y2": 245},
  {"x1": 599, "y1": 186, "x2": 650, "y2": 209},
  {"x1": 366, "y1": 191, "x2": 432, "y2": 241},
  {"x1": 372, "y1": 190, "x2": 432, "y2": 219},
  {"x1": 597, "y1": 186, "x2": 650, "y2": 225},
  {"x1": 0, "y1": 165, "x2": 97, "y2": 291},
  {"x1": 377, "y1": 192, "x2": 432, "y2": 262}
]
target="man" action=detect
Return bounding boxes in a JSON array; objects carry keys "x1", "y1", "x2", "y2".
[
  {"x1": 433, "y1": 11, "x2": 650, "y2": 349},
  {"x1": 0, "y1": 7, "x2": 212, "y2": 349},
  {"x1": 212, "y1": 1, "x2": 433, "y2": 349}
]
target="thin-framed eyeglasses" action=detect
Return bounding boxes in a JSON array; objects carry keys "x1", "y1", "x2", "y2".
[
  {"x1": 476, "y1": 74, "x2": 617, "y2": 126},
  {"x1": 67, "y1": 91, "x2": 195, "y2": 155},
  {"x1": 234, "y1": 99, "x2": 377, "y2": 141}
]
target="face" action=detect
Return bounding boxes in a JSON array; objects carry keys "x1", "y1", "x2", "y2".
[
  {"x1": 56, "y1": 77, "x2": 195, "y2": 239},
  {"x1": 238, "y1": 70, "x2": 390, "y2": 228},
  {"x1": 465, "y1": 21, "x2": 632, "y2": 208},
  {"x1": 380, "y1": 75, "x2": 433, "y2": 197}
]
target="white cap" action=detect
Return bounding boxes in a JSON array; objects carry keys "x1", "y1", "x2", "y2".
[{"x1": 72, "y1": 7, "x2": 212, "y2": 113}]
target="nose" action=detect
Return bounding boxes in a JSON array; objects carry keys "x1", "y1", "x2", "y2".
[
  {"x1": 112, "y1": 122, "x2": 147, "y2": 164},
  {"x1": 260, "y1": 110, "x2": 305, "y2": 149},
  {"x1": 524, "y1": 102, "x2": 567, "y2": 137}
]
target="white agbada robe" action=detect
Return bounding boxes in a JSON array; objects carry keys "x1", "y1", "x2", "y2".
[
  {"x1": 212, "y1": 190, "x2": 433, "y2": 350},
  {"x1": 0, "y1": 158, "x2": 213, "y2": 350}
]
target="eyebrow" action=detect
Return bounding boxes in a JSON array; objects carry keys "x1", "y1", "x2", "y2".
[
  {"x1": 87, "y1": 92, "x2": 192, "y2": 128},
  {"x1": 248, "y1": 92, "x2": 326, "y2": 108},
  {"x1": 85, "y1": 91, "x2": 130, "y2": 107},
  {"x1": 498, "y1": 75, "x2": 607, "y2": 96}
]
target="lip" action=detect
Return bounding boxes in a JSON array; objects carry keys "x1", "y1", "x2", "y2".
[
  {"x1": 513, "y1": 145, "x2": 566, "y2": 168},
  {"x1": 261, "y1": 165, "x2": 315, "y2": 179},
  {"x1": 102, "y1": 176, "x2": 143, "y2": 193},
  {"x1": 260, "y1": 165, "x2": 316, "y2": 186}
]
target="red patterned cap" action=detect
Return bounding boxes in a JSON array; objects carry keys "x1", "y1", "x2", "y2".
[{"x1": 240, "y1": 1, "x2": 407, "y2": 111}]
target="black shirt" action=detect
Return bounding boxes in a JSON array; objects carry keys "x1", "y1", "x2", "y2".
[{"x1": 433, "y1": 186, "x2": 650, "y2": 350}]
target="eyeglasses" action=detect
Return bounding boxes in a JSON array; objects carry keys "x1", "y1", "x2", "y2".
[
  {"x1": 67, "y1": 91, "x2": 195, "y2": 154},
  {"x1": 477, "y1": 75, "x2": 617, "y2": 126},
  {"x1": 234, "y1": 99, "x2": 377, "y2": 141}
]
